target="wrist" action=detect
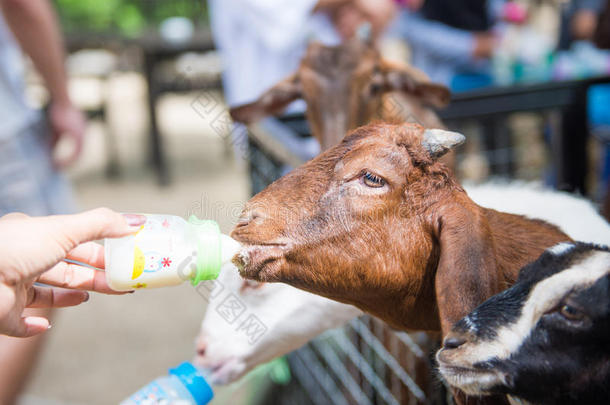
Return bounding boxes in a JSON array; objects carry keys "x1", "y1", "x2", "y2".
[
  {"x1": 49, "y1": 96, "x2": 73, "y2": 110},
  {"x1": 315, "y1": 0, "x2": 350, "y2": 13}
]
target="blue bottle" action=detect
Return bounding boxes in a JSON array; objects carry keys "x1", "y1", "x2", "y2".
[{"x1": 121, "y1": 362, "x2": 213, "y2": 405}]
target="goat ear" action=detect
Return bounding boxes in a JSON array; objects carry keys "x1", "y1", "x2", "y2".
[
  {"x1": 422, "y1": 129, "x2": 465, "y2": 159},
  {"x1": 230, "y1": 74, "x2": 301, "y2": 124},
  {"x1": 380, "y1": 61, "x2": 451, "y2": 108},
  {"x1": 434, "y1": 202, "x2": 502, "y2": 334}
]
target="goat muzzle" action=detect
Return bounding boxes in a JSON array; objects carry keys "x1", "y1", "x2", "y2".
[{"x1": 232, "y1": 243, "x2": 287, "y2": 281}]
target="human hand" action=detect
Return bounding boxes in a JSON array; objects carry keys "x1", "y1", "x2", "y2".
[
  {"x1": 0, "y1": 209, "x2": 146, "y2": 337},
  {"x1": 333, "y1": 3, "x2": 367, "y2": 40},
  {"x1": 48, "y1": 101, "x2": 87, "y2": 168},
  {"x1": 473, "y1": 32, "x2": 496, "y2": 59},
  {"x1": 327, "y1": 0, "x2": 396, "y2": 40},
  {"x1": 354, "y1": 0, "x2": 397, "y2": 37},
  {"x1": 404, "y1": 0, "x2": 425, "y2": 11}
]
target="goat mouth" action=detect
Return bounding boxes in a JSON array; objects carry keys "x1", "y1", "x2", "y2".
[
  {"x1": 437, "y1": 362, "x2": 502, "y2": 395},
  {"x1": 203, "y1": 358, "x2": 245, "y2": 385},
  {"x1": 232, "y1": 243, "x2": 288, "y2": 281}
]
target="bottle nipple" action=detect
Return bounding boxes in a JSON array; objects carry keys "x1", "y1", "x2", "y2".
[{"x1": 188, "y1": 216, "x2": 241, "y2": 285}]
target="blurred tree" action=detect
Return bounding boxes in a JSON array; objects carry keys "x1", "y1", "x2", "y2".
[{"x1": 53, "y1": 0, "x2": 208, "y2": 36}]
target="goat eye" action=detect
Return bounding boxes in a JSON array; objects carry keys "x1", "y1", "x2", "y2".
[
  {"x1": 559, "y1": 304, "x2": 584, "y2": 321},
  {"x1": 369, "y1": 82, "x2": 382, "y2": 95},
  {"x1": 362, "y1": 171, "x2": 386, "y2": 188}
]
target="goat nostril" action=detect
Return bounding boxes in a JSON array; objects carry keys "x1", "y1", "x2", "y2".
[
  {"x1": 237, "y1": 211, "x2": 262, "y2": 228},
  {"x1": 443, "y1": 336, "x2": 467, "y2": 350},
  {"x1": 196, "y1": 340, "x2": 207, "y2": 357}
]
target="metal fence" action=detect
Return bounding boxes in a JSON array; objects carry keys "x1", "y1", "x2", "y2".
[{"x1": 274, "y1": 318, "x2": 447, "y2": 405}]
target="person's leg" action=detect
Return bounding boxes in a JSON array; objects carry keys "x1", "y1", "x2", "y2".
[{"x1": 0, "y1": 118, "x2": 77, "y2": 404}]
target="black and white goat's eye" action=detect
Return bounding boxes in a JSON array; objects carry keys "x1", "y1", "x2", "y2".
[
  {"x1": 559, "y1": 304, "x2": 584, "y2": 321},
  {"x1": 361, "y1": 171, "x2": 386, "y2": 188}
]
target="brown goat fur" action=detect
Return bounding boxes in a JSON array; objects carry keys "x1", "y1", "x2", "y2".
[
  {"x1": 230, "y1": 38, "x2": 450, "y2": 151},
  {"x1": 232, "y1": 123, "x2": 571, "y2": 335}
]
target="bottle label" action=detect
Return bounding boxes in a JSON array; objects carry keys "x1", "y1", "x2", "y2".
[
  {"x1": 126, "y1": 381, "x2": 171, "y2": 404},
  {"x1": 128, "y1": 215, "x2": 193, "y2": 289}
]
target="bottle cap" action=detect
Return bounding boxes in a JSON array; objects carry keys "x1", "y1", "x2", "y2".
[
  {"x1": 169, "y1": 362, "x2": 213, "y2": 405},
  {"x1": 188, "y1": 216, "x2": 221, "y2": 285}
]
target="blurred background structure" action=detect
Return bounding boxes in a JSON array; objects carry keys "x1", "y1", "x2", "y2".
[{"x1": 4, "y1": 0, "x2": 609, "y2": 404}]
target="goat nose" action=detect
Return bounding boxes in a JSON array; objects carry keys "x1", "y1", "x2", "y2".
[
  {"x1": 196, "y1": 338, "x2": 208, "y2": 357},
  {"x1": 236, "y1": 210, "x2": 262, "y2": 228},
  {"x1": 443, "y1": 335, "x2": 467, "y2": 350}
]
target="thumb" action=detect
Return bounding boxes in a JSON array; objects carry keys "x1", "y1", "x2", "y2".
[
  {"x1": 10, "y1": 316, "x2": 50, "y2": 338},
  {"x1": 47, "y1": 208, "x2": 146, "y2": 249}
]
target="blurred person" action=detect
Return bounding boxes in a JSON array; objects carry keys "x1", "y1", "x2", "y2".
[
  {"x1": 558, "y1": 0, "x2": 604, "y2": 49},
  {"x1": 389, "y1": 0, "x2": 504, "y2": 86},
  {"x1": 0, "y1": 209, "x2": 146, "y2": 337},
  {"x1": 592, "y1": 0, "x2": 610, "y2": 221},
  {"x1": 209, "y1": 0, "x2": 396, "y2": 109},
  {"x1": 0, "y1": 0, "x2": 86, "y2": 402},
  {"x1": 594, "y1": 0, "x2": 610, "y2": 47}
]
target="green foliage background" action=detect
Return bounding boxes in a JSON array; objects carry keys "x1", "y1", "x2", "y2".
[{"x1": 53, "y1": 0, "x2": 208, "y2": 36}]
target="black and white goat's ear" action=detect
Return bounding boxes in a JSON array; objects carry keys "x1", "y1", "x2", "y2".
[
  {"x1": 379, "y1": 60, "x2": 451, "y2": 108},
  {"x1": 230, "y1": 73, "x2": 302, "y2": 124},
  {"x1": 434, "y1": 203, "x2": 502, "y2": 335},
  {"x1": 421, "y1": 129, "x2": 465, "y2": 159}
]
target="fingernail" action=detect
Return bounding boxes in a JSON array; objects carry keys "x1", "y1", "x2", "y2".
[
  {"x1": 47, "y1": 324, "x2": 52, "y2": 330},
  {"x1": 83, "y1": 292, "x2": 90, "y2": 302},
  {"x1": 123, "y1": 214, "x2": 146, "y2": 227}
]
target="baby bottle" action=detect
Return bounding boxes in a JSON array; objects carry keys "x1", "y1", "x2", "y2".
[
  {"x1": 105, "y1": 214, "x2": 241, "y2": 291},
  {"x1": 120, "y1": 362, "x2": 213, "y2": 405}
]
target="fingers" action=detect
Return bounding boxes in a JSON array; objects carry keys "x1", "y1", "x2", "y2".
[
  {"x1": 46, "y1": 208, "x2": 146, "y2": 251},
  {"x1": 65, "y1": 242, "x2": 105, "y2": 269},
  {"x1": 8, "y1": 316, "x2": 50, "y2": 338},
  {"x1": 38, "y1": 261, "x2": 123, "y2": 294},
  {"x1": 0, "y1": 212, "x2": 29, "y2": 222},
  {"x1": 26, "y1": 285, "x2": 89, "y2": 308},
  {"x1": 53, "y1": 131, "x2": 85, "y2": 169}
]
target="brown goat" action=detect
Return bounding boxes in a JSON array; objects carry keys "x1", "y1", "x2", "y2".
[
  {"x1": 232, "y1": 123, "x2": 570, "y2": 335},
  {"x1": 232, "y1": 123, "x2": 571, "y2": 405},
  {"x1": 230, "y1": 38, "x2": 450, "y2": 151}
]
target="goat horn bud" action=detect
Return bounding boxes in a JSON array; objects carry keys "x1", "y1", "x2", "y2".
[{"x1": 422, "y1": 129, "x2": 466, "y2": 158}]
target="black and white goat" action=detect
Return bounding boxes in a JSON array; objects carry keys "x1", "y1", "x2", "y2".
[{"x1": 436, "y1": 242, "x2": 610, "y2": 405}]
